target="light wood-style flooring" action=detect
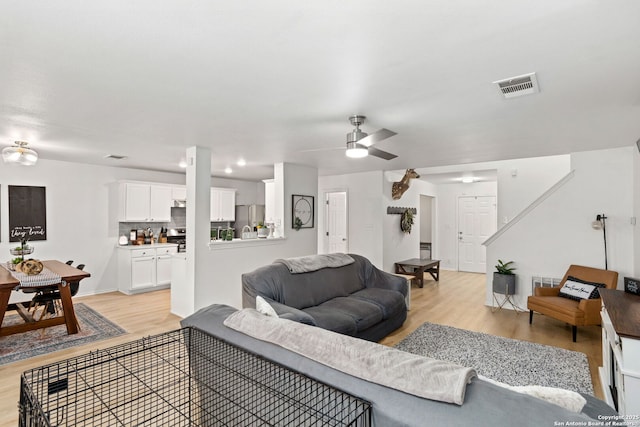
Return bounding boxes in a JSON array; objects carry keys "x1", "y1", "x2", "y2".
[{"x1": 0, "y1": 270, "x2": 603, "y2": 426}]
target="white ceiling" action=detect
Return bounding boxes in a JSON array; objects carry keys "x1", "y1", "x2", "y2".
[{"x1": 2, "y1": 1, "x2": 640, "y2": 181}]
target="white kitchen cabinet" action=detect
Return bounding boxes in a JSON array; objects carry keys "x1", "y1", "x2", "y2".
[
  {"x1": 264, "y1": 179, "x2": 274, "y2": 222},
  {"x1": 156, "y1": 246, "x2": 176, "y2": 285},
  {"x1": 118, "y1": 182, "x2": 172, "y2": 222},
  {"x1": 210, "y1": 187, "x2": 236, "y2": 221},
  {"x1": 118, "y1": 245, "x2": 178, "y2": 294},
  {"x1": 131, "y1": 249, "x2": 155, "y2": 289},
  {"x1": 172, "y1": 185, "x2": 187, "y2": 201}
]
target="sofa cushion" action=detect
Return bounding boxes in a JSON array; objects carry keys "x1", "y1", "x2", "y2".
[
  {"x1": 527, "y1": 296, "x2": 585, "y2": 320},
  {"x1": 306, "y1": 297, "x2": 383, "y2": 332},
  {"x1": 302, "y1": 306, "x2": 357, "y2": 335},
  {"x1": 350, "y1": 288, "x2": 406, "y2": 319},
  {"x1": 242, "y1": 261, "x2": 366, "y2": 309}
]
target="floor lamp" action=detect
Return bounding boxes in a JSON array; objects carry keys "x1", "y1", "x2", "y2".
[{"x1": 591, "y1": 214, "x2": 608, "y2": 269}]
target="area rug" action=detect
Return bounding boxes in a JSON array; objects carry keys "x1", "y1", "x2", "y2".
[
  {"x1": 395, "y1": 322, "x2": 593, "y2": 395},
  {"x1": 0, "y1": 303, "x2": 127, "y2": 365}
]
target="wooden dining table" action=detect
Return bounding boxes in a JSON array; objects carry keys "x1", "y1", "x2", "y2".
[{"x1": 0, "y1": 260, "x2": 90, "y2": 337}]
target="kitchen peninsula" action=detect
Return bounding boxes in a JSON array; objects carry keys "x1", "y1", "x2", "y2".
[
  {"x1": 173, "y1": 156, "x2": 318, "y2": 320},
  {"x1": 209, "y1": 236, "x2": 286, "y2": 249}
]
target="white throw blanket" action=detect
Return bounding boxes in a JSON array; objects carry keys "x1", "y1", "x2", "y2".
[
  {"x1": 479, "y1": 375, "x2": 587, "y2": 413},
  {"x1": 274, "y1": 253, "x2": 354, "y2": 273},
  {"x1": 224, "y1": 308, "x2": 477, "y2": 405}
]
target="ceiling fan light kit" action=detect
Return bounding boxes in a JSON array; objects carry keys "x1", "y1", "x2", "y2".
[
  {"x1": 2, "y1": 141, "x2": 38, "y2": 166},
  {"x1": 345, "y1": 142, "x2": 368, "y2": 158},
  {"x1": 344, "y1": 115, "x2": 398, "y2": 160}
]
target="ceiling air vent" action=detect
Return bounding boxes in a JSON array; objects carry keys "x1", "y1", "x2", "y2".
[{"x1": 493, "y1": 72, "x2": 539, "y2": 99}]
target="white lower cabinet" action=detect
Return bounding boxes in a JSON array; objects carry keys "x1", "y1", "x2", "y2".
[
  {"x1": 118, "y1": 245, "x2": 178, "y2": 294},
  {"x1": 156, "y1": 247, "x2": 176, "y2": 285},
  {"x1": 131, "y1": 251, "x2": 155, "y2": 289}
]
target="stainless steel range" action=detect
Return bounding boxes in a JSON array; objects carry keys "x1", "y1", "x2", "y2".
[{"x1": 166, "y1": 228, "x2": 186, "y2": 252}]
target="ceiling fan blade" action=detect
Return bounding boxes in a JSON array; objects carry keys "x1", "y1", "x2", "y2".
[
  {"x1": 368, "y1": 146, "x2": 397, "y2": 160},
  {"x1": 357, "y1": 128, "x2": 397, "y2": 147},
  {"x1": 298, "y1": 146, "x2": 343, "y2": 153}
]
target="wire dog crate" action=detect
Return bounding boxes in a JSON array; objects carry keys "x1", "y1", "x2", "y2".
[{"x1": 19, "y1": 327, "x2": 371, "y2": 426}]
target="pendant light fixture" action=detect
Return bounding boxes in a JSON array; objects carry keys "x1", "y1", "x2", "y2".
[{"x1": 2, "y1": 141, "x2": 38, "y2": 166}]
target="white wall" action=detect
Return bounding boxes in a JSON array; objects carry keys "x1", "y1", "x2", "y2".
[
  {"x1": 318, "y1": 171, "x2": 385, "y2": 267},
  {"x1": 0, "y1": 158, "x2": 186, "y2": 297},
  {"x1": 485, "y1": 147, "x2": 635, "y2": 309},
  {"x1": 192, "y1": 163, "x2": 318, "y2": 310},
  {"x1": 435, "y1": 181, "x2": 497, "y2": 270},
  {"x1": 495, "y1": 155, "x2": 570, "y2": 226},
  {"x1": 382, "y1": 173, "x2": 438, "y2": 272}
]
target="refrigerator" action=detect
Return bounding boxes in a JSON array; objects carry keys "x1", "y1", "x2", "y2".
[{"x1": 234, "y1": 204, "x2": 265, "y2": 237}]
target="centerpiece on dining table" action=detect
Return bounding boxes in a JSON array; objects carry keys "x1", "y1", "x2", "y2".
[{"x1": 7, "y1": 239, "x2": 42, "y2": 274}]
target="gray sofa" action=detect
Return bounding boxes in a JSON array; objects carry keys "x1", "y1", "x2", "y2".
[
  {"x1": 181, "y1": 304, "x2": 620, "y2": 427},
  {"x1": 241, "y1": 253, "x2": 408, "y2": 342}
]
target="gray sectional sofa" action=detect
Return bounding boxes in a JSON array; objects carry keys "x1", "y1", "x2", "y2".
[
  {"x1": 181, "y1": 304, "x2": 619, "y2": 427},
  {"x1": 241, "y1": 253, "x2": 408, "y2": 342}
]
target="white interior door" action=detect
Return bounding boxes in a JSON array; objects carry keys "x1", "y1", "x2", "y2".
[
  {"x1": 326, "y1": 191, "x2": 348, "y2": 253},
  {"x1": 458, "y1": 196, "x2": 496, "y2": 273}
]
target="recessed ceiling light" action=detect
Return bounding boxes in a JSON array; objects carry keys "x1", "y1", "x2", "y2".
[
  {"x1": 237, "y1": 159, "x2": 246, "y2": 167},
  {"x1": 178, "y1": 161, "x2": 187, "y2": 168},
  {"x1": 225, "y1": 167, "x2": 233, "y2": 174},
  {"x1": 461, "y1": 177, "x2": 475, "y2": 184}
]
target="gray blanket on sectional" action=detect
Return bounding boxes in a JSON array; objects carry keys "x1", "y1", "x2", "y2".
[{"x1": 181, "y1": 304, "x2": 619, "y2": 427}]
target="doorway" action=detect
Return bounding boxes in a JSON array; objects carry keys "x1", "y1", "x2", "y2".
[
  {"x1": 458, "y1": 196, "x2": 496, "y2": 273},
  {"x1": 324, "y1": 191, "x2": 348, "y2": 253},
  {"x1": 420, "y1": 195, "x2": 434, "y2": 259}
]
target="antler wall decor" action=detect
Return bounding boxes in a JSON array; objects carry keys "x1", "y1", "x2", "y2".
[{"x1": 391, "y1": 168, "x2": 420, "y2": 200}]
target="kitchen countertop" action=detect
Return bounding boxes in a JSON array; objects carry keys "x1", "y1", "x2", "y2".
[
  {"x1": 209, "y1": 237, "x2": 286, "y2": 249},
  {"x1": 116, "y1": 243, "x2": 179, "y2": 250}
]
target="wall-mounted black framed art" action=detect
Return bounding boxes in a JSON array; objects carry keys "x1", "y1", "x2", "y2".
[{"x1": 292, "y1": 194, "x2": 314, "y2": 230}]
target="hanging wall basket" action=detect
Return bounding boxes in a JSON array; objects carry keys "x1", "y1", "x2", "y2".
[{"x1": 400, "y1": 209, "x2": 414, "y2": 234}]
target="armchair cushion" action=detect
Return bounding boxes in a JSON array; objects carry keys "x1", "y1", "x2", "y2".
[{"x1": 558, "y1": 276, "x2": 606, "y2": 301}]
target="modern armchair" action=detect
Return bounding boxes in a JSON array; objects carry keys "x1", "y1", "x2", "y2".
[{"x1": 527, "y1": 264, "x2": 618, "y2": 342}]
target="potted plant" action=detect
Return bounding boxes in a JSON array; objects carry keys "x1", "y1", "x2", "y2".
[{"x1": 493, "y1": 259, "x2": 516, "y2": 295}]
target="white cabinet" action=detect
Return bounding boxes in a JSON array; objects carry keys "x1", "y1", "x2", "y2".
[
  {"x1": 264, "y1": 179, "x2": 274, "y2": 222},
  {"x1": 131, "y1": 249, "x2": 155, "y2": 289},
  {"x1": 118, "y1": 245, "x2": 178, "y2": 294},
  {"x1": 156, "y1": 246, "x2": 176, "y2": 285},
  {"x1": 210, "y1": 187, "x2": 236, "y2": 221},
  {"x1": 119, "y1": 182, "x2": 172, "y2": 222},
  {"x1": 172, "y1": 185, "x2": 187, "y2": 201},
  {"x1": 599, "y1": 291, "x2": 640, "y2": 416}
]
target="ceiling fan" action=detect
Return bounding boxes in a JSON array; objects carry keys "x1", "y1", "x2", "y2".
[{"x1": 345, "y1": 115, "x2": 398, "y2": 160}]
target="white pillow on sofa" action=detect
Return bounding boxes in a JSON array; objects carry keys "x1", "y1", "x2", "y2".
[
  {"x1": 558, "y1": 278, "x2": 604, "y2": 301},
  {"x1": 256, "y1": 295, "x2": 278, "y2": 317}
]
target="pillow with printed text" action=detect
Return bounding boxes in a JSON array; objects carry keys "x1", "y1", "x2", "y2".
[{"x1": 558, "y1": 276, "x2": 606, "y2": 301}]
